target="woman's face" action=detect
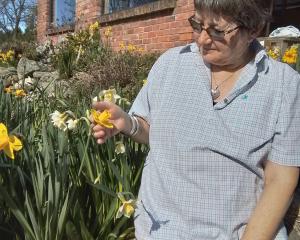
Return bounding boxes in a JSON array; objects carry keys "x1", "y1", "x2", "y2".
[{"x1": 193, "y1": 10, "x2": 253, "y2": 67}]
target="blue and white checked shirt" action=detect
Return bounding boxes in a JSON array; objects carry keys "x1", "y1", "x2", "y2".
[{"x1": 130, "y1": 41, "x2": 300, "y2": 240}]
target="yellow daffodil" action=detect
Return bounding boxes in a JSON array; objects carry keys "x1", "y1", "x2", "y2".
[
  {"x1": 104, "y1": 26, "x2": 112, "y2": 37},
  {"x1": 0, "y1": 123, "x2": 22, "y2": 160},
  {"x1": 4, "y1": 86, "x2": 12, "y2": 93},
  {"x1": 119, "y1": 41, "x2": 125, "y2": 50},
  {"x1": 115, "y1": 141, "x2": 125, "y2": 154},
  {"x1": 50, "y1": 110, "x2": 68, "y2": 131},
  {"x1": 282, "y1": 45, "x2": 298, "y2": 64},
  {"x1": 127, "y1": 44, "x2": 136, "y2": 52},
  {"x1": 116, "y1": 193, "x2": 137, "y2": 218},
  {"x1": 267, "y1": 46, "x2": 280, "y2": 60},
  {"x1": 89, "y1": 21, "x2": 99, "y2": 32},
  {"x1": 99, "y1": 88, "x2": 120, "y2": 103},
  {"x1": 14, "y1": 89, "x2": 26, "y2": 97},
  {"x1": 143, "y1": 79, "x2": 148, "y2": 86},
  {"x1": 91, "y1": 109, "x2": 114, "y2": 128}
]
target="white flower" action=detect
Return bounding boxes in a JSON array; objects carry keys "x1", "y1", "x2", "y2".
[
  {"x1": 66, "y1": 119, "x2": 79, "y2": 130},
  {"x1": 99, "y1": 88, "x2": 121, "y2": 103},
  {"x1": 50, "y1": 110, "x2": 67, "y2": 131},
  {"x1": 24, "y1": 76, "x2": 34, "y2": 85},
  {"x1": 115, "y1": 141, "x2": 125, "y2": 154},
  {"x1": 92, "y1": 96, "x2": 98, "y2": 103},
  {"x1": 116, "y1": 193, "x2": 137, "y2": 219}
]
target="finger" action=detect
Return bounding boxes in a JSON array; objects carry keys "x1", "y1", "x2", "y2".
[
  {"x1": 92, "y1": 101, "x2": 113, "y2": 111},
  {"x1": 93, "y1": 129, "x2": 106, "y2": 139}
]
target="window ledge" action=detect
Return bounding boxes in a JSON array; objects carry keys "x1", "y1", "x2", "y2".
[
  {"x1": 100, "y1": 0, "x2": 176, "y2": 24},
  {"x1": 46, "y1": 24, "x2": 75, "y2": 36}
]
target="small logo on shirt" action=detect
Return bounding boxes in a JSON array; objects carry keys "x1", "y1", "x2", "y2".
[{"x1": 241, "y1": 94, "x2": 248, "y2": 100}]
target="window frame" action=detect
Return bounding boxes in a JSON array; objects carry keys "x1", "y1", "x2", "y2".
[{"x1": 100, "y1": 0, "x2": 176, "y2": 24}]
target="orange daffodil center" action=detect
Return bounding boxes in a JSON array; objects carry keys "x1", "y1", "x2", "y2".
[
  {"x1": 0, "y1": 123, "x2": 23, "y2": 159},
  {"x1": 91, "y1": 109, "x2": 114, "y2": 129}
]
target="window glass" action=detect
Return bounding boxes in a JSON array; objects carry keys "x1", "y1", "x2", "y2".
[
  {"x1": 53, "y1": 0, "x2": 76, "y2": 26},
  {"x1": 107, "y1": 0, "x2": 158, "y2": 13}
]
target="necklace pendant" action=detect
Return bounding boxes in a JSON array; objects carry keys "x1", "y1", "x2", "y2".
[{"x1": 211, "y1": 88, "x2": 220, "y2": 100}]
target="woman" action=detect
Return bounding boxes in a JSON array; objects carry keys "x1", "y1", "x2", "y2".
[{"x1": 91, "y1": 0, "x2": 300, "y2": 239}]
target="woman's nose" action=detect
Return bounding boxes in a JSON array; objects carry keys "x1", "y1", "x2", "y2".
[{"x1": 196, "y1": 30, "x2": 213, "y2": 46}]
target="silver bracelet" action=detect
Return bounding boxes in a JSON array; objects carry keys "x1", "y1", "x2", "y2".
[{"x1": 124, "y1": 114, "x2": 140, "y2": 137}]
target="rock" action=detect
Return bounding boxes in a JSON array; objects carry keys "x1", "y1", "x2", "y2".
[
  {"x1": 0, "y1": 67, "x2": 17, "y2": 86},
  {"x1": 17, "y1": 57, "x2": 41, "y2": 80}
]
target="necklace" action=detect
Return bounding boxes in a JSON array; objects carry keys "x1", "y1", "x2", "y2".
[{"x1": 211, "y1": 71, "x2": 236, "y2": 100}]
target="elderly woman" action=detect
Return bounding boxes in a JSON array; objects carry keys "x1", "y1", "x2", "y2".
[{"x1": 91, "y1": 0, "x2": 300, "y2": 239}]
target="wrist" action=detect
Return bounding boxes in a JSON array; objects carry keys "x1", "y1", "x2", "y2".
[{"x1": 122, "y1": 113, "x2": 139, "y2": 137}]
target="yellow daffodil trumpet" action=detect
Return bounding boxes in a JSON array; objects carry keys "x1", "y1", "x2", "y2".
[{"x1": 91, "y1": 109, "x2": 114, "y2": 129}]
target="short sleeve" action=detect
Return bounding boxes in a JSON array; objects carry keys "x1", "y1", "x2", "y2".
[
  {"x1": 129, "y1": 48, "x2": 173, "y2": 124},
  {"x1": 268, "y1": 70, "x2": 300, "y2": 166}
]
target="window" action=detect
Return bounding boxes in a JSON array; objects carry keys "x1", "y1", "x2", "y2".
[
  {"x1": 104, "y1": 0, "x2": 158, "y2": 14},
  {"x1": 52, "y1": 0, "x2": 76, "y2": 27}
]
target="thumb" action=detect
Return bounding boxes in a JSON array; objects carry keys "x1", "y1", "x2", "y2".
[{"x1": 92, "y1": 101, "x2": 113, "y2": 111}]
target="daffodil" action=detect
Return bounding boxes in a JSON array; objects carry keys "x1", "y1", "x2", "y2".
[
  {"x1": 4, "y1": 86, "x2": 12, "y2": 93},
  {"x1": 91, "y1": 109, "x2": 114, "y2": 128},
  {"x1": 66, "y1": 119, "x2": 79, "y2": 130},
  {"x1": 14, "y1": 89, "x2": 26, "y2": 97},
  {"x1": 50, "y1": 110, "x2": 68, "y2": 131},
  {"x1": 104, "y1": 26, "x2": 112, "y2": 37},
  {"x1": 99, "y1": 88, "x2": 120, "y2": 103},
  {"x1": 0, "y1": 123, "x2": 22, "y2": 160},
  {"x1": 115, "y1": 141, "x2": 125, "y2": 154},
  {"x1": 119, "y1": 41, "x2": 125, "y2": 50},
  {"x1": 116, "y1": 193, "x2": 137, "y2": 218},
  {"x1": 143, "y1": 79, "x2": 148, "y2": 85},
  {"x1": 267, "y1": 46, "x2": 280, "y2": 60},
  {"x1": 282, "y1": 45, "x2": 298, "y2": 64},
  {"x1": 89, "y1": 21, "x2": 99, "y2": 33},
  {"x1": 127, "y1": 44, "x2": 136, "y2": 52}
]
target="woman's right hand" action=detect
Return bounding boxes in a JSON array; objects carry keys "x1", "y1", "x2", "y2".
[{"x1": 91, "y1": 101, "x2": 131, "y2": 144}]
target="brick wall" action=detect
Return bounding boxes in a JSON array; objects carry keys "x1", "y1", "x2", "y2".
[{"x1": 37, "y1": 0, "x2": 195, "y2": 52}]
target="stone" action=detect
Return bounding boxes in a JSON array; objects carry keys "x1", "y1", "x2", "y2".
[{"x1": 17, "y1": 57, "x2": 41, "y2": 80}]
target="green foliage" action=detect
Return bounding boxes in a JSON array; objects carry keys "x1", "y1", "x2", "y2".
[{"x1": 0, "y1": 81, "x2": 148, "y2": 239}]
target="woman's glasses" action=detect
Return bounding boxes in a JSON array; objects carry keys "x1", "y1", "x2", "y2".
[{"x1": 188, "y1": 15, "x2": 240, "y2": 40}]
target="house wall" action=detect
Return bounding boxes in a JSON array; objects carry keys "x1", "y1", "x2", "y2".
[{"x1": 37, "y1": 0, "x2": 195, "y2": 52}]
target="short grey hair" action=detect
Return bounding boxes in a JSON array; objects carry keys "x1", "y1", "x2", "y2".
[{"x1": 194, "y1": 0, "x2": 271, "y2": 31}]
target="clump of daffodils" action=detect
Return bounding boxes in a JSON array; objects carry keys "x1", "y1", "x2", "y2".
[
  {"x1": 3, "y1": 86, "x2": 27, "y2": 97},
  {"x1": 116, "y1": 192, "x2": 138, "y2": 219},
  {"x1": 0, "y1": 49, "x2": 14, "y2": 65},
  {"x1": 282, "y1": 44, "x2": 298, "y2": 64},
  {"x1": 119, "y1": 41, "x2": 144, "y2": 52},
  {"x1": 267, "y1": 46, "x2": 280, "y2": 60},
  {"x1": 0, "y1": 123, "x2": 23, "y2": 160},
  {"x1": 50, "y1": 110, "x2": 86, "y2": 131}
]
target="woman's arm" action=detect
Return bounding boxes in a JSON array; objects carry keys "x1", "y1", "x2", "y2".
[{"x1": 242, "y1": 160, "x2": 299, "y2": 240}]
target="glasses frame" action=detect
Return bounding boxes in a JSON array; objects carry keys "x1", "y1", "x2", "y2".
[{"x1": 188, "y1": 15, "x2": 241, "y2": 40}]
